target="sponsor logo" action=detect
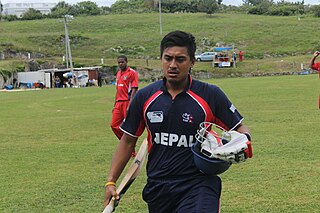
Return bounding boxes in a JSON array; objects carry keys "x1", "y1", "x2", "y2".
[
  {"x1": 154, "y1": 132, "x2": 195, "y2": 147},
  {"x1": 182, "y1": 112, "x2": 193, "y2": 123},
  {"x1": 147, "y1": 111, "x2": 164, "y2": 123},
  {"x1": 229, "y1": 104, "x2": 236, "y2": 113}
]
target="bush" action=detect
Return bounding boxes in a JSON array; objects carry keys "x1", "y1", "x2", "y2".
[
  {"x1": 21, "y1": 8, "x2": 44, "y2": 20},
  {"x1": 111, "y1": 0, "x2": 151, "y2": 14},
  {"x1": 0, "y1": 69, "x2": 11, "y2": 82},
  {"x1": 2, "y1": 14, "x2": 18, "y2": 22},
  {"x1": 266, "y1": 5, "x2": 304, "y2": 16},
  {"x1": 248, "y1": 6, "x2": 265, "y2": 14},
  {"x1": 312, "y1": 5, "x2": 320, "y2": 17}
]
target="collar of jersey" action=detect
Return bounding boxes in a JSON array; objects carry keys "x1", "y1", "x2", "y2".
[
  {"x1": 120, "y1": 66, "x2": 130, "y2": 73},
  {"x1": 161, "y1": 74, "x2": 193, "y2": 93}
]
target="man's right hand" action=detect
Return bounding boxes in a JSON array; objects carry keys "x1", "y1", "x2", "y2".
[{"x1": 104, "y1": 185, "x2": 119, "y2": 208}]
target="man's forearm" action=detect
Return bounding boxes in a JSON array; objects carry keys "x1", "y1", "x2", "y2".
[
  {"x1": 309, "y1": 57, "x2": 316, "y2": 68},
  {"x1": 309, "y1": 51, "x2": 319, "y2": 68},
  {"x1": 107, "y1": 136, "x2": 137, "y2": 183}
]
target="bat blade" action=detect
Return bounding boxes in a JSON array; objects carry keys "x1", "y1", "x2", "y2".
[
  {"x1": 102, "y1": 200, "x2": 115, "y2": 213},
  {"x1": 102, "y1": 138, "x2": 148, "y2": 213}
]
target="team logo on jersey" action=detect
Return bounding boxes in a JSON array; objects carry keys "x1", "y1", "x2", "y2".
[
  {"x1": 123, "y1": 76, "x2": 127, "y2": 80},
  {"x1": 182, "y1": 112, "x2": 193, "y2": 123},
  {"x1": 147, "y1": 111, "x2": 163, "y2": 123}
]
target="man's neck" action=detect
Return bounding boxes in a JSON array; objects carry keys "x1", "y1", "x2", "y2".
[
  {"x1": 121, "y1": 66, "x2": 128, "y2": 72},
  {"x1": 166, "y1": 77, "x2": 189, "y2": 100}
]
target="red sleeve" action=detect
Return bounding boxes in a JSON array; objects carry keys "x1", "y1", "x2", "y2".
[
  {"x1": 131, "y1": 70, "x2": 139, "y2": 88},
  {"x1": 312, "y1": 62, "x2": 320, "y2": 71}
]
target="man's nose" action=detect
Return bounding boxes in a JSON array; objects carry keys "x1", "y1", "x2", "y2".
[{"x1": 169, "y1": 59, "x2": 178, "y2": 68}]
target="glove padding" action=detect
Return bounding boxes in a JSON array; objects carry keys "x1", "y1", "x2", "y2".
[{"x1": 200, "y1": 131, "x2": 253, "y2": 164}]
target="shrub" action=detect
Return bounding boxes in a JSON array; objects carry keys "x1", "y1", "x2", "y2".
[
  {"x1": 266, "y1": 4, "x2": 304, "y2": 16},
  {"x1": 2, "y1": 14, "x2": 18, "y2": 22},
  {"x1": 21, "y1": 8, "x2": 44, "y2": 20},
  {"x1": 312, "y1": 5, "x2": 320, "y2": 17}
]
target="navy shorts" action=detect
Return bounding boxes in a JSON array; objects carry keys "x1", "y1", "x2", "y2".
[{"x1": 142, "y1": 175, "x2": 222, "y2": 213}]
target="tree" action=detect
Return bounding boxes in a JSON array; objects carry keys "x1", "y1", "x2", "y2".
[
  {"x1": 111, "y1": 0, "x2": 149, "y2": 14},
  {"x1": 74, "y1": 1, "x2": 101, "y2": 16},
  {"x1": 161, "y1": 0, "x2": 191, "y2": 13},
  {"x1": 110, "y1": 0, "x2": 130, "y2": 13},
  {"x1": 49, "y1": 1, "x2": 74, "y2": 18},
  {"x1": 101, "y1": 6, "x2": 112, "y2": 15},
  {"x1": 21, "y1": 8, "x2": 44, "y2": 20},
  {"x1": 267, "y1": 1, "x2": 304, "y2": 16},
  {"x1": 243, "y1": 0, "x2": 273, "y2": 6},
  {"x1": 198, "y1": 0, "x2": 219, "y2": 14}
]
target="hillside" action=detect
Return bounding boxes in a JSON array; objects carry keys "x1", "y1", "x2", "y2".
[{"x1": 0, "y1": 13, "x2": 319, "y2": 75}]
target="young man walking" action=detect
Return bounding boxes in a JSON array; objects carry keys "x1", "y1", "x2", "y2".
[
  {"x1": 110, "y1": 55, "x2": 139, "y2": 157},
  {"x1": 104, "y1": 31, "x2": 251, "y2": 212}
]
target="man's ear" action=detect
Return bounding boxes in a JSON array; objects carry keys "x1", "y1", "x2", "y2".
[{"x1": 191, "y1": 58, "x2": 195, "y2": 66}]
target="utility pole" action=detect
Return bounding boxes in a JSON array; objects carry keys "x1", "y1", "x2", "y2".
[
  {"x1": 64, "y1": 16, "x2": 69, "y2": 69},
  {"x1": 63, "y1": 15, "x2": 74, "y2": 71},
  {"x1": 159, "y1": 0, "x2": 162, "y2": 35},
  {"x1": 0, "y1": 0, "x2": 3, "y2": 21}
]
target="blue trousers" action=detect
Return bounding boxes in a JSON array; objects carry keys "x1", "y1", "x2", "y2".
[{"x1": 142, "y1": 175, "x2": 221, "y2": 213}]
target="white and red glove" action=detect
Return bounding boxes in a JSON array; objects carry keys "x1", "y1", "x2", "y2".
[{"x1": 200, "y1": 130, "x2": 253, "y2": 164}]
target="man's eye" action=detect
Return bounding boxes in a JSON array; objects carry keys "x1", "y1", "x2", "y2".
[
  {"x1": 164, "y1": 56, "x2": 172, "y2": 61},
  {"x1": 176, "y1": 58, "x2": 185, "y2": 63}
]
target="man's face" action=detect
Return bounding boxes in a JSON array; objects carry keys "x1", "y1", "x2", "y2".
[
  {"x1": 117, "y1": 58, "x2": 127, "y2": 71},
  {"x1": 161, "y1": 46, "x2": 194, "y2": 87}
]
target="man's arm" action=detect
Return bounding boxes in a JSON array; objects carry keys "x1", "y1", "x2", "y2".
[
  {"x1": 113, "y1": 71, "x2": 119, "y2": 106},
  {"x1": 104, "y1": 133, "x2": 138, "y2": 207},
  {"x1": 128, "y1": 70, "x2": 139, "y2": 108},
  {"x1": 129, "y1": 87, "x2": 138, "y2": 106},
  {"x1": 309, "y1": 51, "x2": 320, "y2": 69}
]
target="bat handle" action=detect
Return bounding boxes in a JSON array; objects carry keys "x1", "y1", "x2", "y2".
[{"x1": 102, "y1": 199, "x2": 115, "y2": 213}]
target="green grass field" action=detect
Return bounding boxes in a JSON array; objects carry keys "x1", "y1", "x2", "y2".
[{"x1": 0, "y1": 74, "x2": 319, "y2": 212}]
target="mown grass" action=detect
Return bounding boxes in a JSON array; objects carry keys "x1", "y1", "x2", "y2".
[
  {"x1": 1, "y1": 13, "x2": 320, "y2": 74},
  {"x1": 0, "y1": 74, "x2": 319, "y2": 212}
]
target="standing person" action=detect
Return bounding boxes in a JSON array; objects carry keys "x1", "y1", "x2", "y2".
[
  {"x1": 55, "y1": 76, "x2": 61, "y2": 88},
  {"x1": 309, "y1": 51, "x2": 320, "y2": 109},
  {"x1": 98, "y1": 71, "x2": 102, "y2": 87},
  {"x1": 110, "y1": 55, "x2": 139, "y2": 157},
  {"x1": 239, "y1": 50, "x2": 243, "y2": 62},
  {"x1": 233, "y1": 51, "x2": 237, "y2": 62},
  {"x1": 309, "y1": 51, "x2": 320, "y2": 73},
  {"x1": 104, "y1": 31, "x2": 251, "y2": 212}
]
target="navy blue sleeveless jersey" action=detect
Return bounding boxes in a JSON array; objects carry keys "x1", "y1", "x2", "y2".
[{"x1": 120, "y1": 75, "x2": 243, "y2": 179}]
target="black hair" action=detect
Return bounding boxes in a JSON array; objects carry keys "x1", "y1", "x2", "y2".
[
  {"x1": 160, "y1": 30, "x2": 196, "y2": 59},
  {"x1": 117, "y1": 55, "x2": 128, "y2": 62}
]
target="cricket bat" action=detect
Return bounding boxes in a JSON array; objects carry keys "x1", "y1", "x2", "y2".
[{"x1": 102, "y1": 138, "x2": 148, "y2": 213}]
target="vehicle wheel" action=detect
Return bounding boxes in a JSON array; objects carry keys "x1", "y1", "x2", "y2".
[{"x1": 196, "y1": 58, "x2": 201, "y2": 62}]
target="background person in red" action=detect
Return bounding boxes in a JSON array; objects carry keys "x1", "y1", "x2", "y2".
[
  {"x1": 309, "y1": 51, "x2": 320, "y2": 72},
  {"x1": 239, "y1": 50, "x2": 243, "y2": 62},
  {"x1": 308, "y1": 51, "x2": 320, "y2": 109},
  {"x1": 110, "y1": 55, "x2": 139, "y2": 156}
]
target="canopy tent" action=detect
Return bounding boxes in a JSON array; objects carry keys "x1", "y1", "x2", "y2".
[
  {"x1": 214, "y1": 47, "x2": 233, "y2": 52},
  {"x1": 212, "y1": 47, "x2": 235, "y2": 68},
  {"x1": 63, "y1": 72, "x2": 74, "y2": 78},
  {"x1": 77, "y1": 74, "x2": 88, "y2": 79}
]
